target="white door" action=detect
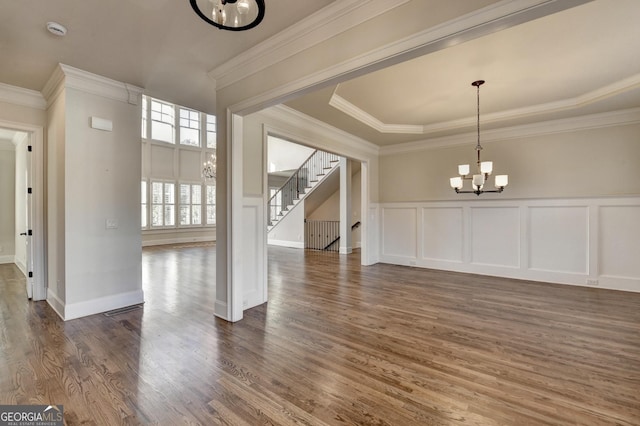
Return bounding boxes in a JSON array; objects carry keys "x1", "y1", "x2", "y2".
[{"x1": 24, "y1": 142, "x2": 34, "y2": 299}]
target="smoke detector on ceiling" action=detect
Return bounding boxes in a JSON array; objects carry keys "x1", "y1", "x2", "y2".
[{"x1": 46, "y1": 22, "x2": 67, "y2": 37}]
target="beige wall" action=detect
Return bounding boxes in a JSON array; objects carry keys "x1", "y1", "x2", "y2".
[
  {"x1": 379, "y1": 123, "x2": 640, "y2": 202},
  {"x1": 47, "y1": 91, "x2": 67, "y2": 304},
  {"x1": 0, "y1": 142, "x2": 15, "y2": 259},
  {"x1": 0, "y1": 100, "x2": 46, "y2": 128},
  {"x1": 63, "y1": 87, "x2": 142, "y2": 304}
]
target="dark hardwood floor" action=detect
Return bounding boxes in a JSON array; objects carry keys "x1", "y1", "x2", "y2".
[{"x1": 1, "y1": 244, "x2": 639, "y2": 425}]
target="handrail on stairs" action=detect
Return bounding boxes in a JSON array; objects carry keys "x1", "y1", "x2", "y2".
[{"x1": 268, "y1": 149, "x2": 339, "y2": 227}]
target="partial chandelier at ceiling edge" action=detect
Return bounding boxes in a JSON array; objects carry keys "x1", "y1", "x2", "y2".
[{"x1": 190, "y1": 0, "x2": 265, "y2": 31}]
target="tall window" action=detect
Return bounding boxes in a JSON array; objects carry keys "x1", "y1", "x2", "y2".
[
  {"x1": 142, "y1": 97, "x2": 216, "y2": 230},
  {"x1": 141, "y1": 181, "x2": 148, "y2": 228},
  {"x1": 179, "y1": 184, "x2": 202, "y2": 226},
  {"x1": 206, "y1": 114, "x2": 217, "y2": 149},
  {"x1": 151, "y1": 182, "x2": 175, "y2": 227},
  {"x1": 151, "y1": 99, "x2": 175, "y2": 143},
  {"x1": 180, "y1": 108, "x2": 200, "y2": 147},
  {"x1": 141, "y1": 98, "x2": 148, "y2": 139},
  {"x1": 206, "y1": 184, "x2": 216, "y2": 225}
]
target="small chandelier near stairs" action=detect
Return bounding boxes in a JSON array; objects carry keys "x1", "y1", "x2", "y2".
[
  {"x1": 449, "y1": 80, "x2": 508, "y2": 196},
  {"x1": 202, "y1": 152, "x2": 216, "y2": 180}
]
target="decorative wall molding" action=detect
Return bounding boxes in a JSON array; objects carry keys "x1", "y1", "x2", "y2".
[
  {"x1": 379, "y1": 196, "x2": 640, "y2": 293},
  {"x1": 242, "y1": 197, "x2": 267, "y2": 311},
  {"x1": 331, "y1": 74, "x2": 640, "y2": 136},
  {"x1": 229, "y1": 0, "x2": 588, "y2": 115},
  {"x1": 260, "y1": 105, "x2": 379, "y2": 159},
  {"x1": 0, "y1": 82, "x2": 46, "y2": 110},
  {"x1": 267, "y1": 240, "x2": 305, "y2": 249},
  {"x1": 209, "y1": 0, "x2": 411, "y2": 90},
  {"x1": 0, "y1": 255, "x2": 14, "y2": 265},
  {"x1": 42, "y1": 64, "x2": 144, "y2": 107},
  {"x1": 379, "y1": 107, "x2": 640, "y2": 155}
]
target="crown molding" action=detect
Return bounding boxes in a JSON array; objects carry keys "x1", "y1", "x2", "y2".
[
  {"x1": 209, "y1": 0, "x2": 411, "y2": 90},
  {"x1": 259, "y1": 104, "x2": 379, "y2": 160},
  {"x1": 0, "y1": 82, "x2": 46, "y2": 110},
  {"x1": 229, "y1": 0, "x2": 590, "y2": 116},
  {"x1": 330, "y1": 73, "x2": 640, "y2": 135},
  {"x1": 379, "y1": 107, "x2": 640, "y2": 156},
  {"x1": 42, "y1": 64, "x2": 144, "y2": 107}
]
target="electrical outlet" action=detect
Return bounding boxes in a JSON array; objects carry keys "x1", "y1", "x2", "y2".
[{"x1": 586, "y1": 279, "x2": 599, "y2": 286}]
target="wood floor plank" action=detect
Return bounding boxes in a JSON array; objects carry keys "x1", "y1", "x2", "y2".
[{"x1": 1, "y1": 245, "x2": 639, "y2": 425}]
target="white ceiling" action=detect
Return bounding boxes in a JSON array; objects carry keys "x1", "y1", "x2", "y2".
[
  {"x1": 0, "y1": 0, "x2": 334, "y2": 112},
  {"x1": 1, "y1": 0, "x2": 638, "y2": 148}
]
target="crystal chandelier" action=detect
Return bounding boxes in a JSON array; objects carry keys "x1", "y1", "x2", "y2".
[
  {"x1": 203, "y1": 152, "x2": 216, "y2": 180},
  {"x1": 450, "y1": 80, "x2": 508, "y2": 195}
]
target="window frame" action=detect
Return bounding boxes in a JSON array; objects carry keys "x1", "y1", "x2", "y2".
[{"x1": 141, "y1": 96, "x2": 217, "y2": 232}]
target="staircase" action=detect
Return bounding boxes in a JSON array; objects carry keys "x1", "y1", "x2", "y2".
[{"x1": 268, "y1": 150, "x2": 340, "y2": 230}]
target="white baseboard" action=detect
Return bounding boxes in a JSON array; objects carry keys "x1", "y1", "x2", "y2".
[
  {"x1": 267, "y1": 239, "x2": 304, "y2": 249},
  {"x1": 142, "y1": 236, "x2": 215, "y2": 247},
  {"x1": 62, "y1": 289, "x2": 145, "y2": 321},
  {"x1": 214, "y1": 300, "x2": 228, "y2": 320},
  {"x1": 47, "y1": 288, "x2": 65, "y2": 320},
  {"x1": 0, "y1": 255, "x2": 14, "y2": 264},
  {"x1": 14, "y1": 258, "x2": 27, "y2": 275}
]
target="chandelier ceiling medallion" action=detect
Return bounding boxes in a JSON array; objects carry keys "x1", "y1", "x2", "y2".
[
  {"x1": 203, "y1": 152, "x2": 217, "y2": 180},
  {"x1": 190, "y1": 0, "x2": 265, "y2": 31},
  {"x1": 450, "y1": 80, "x2": 509, "y2": 196}
]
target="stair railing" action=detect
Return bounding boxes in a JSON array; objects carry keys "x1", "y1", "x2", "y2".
[{"x1": 268, "y1": 149, "x2": 340, "y2": 227}]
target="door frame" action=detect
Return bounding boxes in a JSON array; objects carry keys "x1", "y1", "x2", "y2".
[{"x1": 1, "y1": 119, "x2": 46, "y2": 301}]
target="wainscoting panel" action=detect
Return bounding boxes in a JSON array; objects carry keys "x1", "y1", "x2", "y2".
[
  {"x1": 378, "y1": 197, "x2": 640, "y2": 293},
  {"x1": 470, "y1": 207, "x2": 520, "y2": 268},
  {"x1": 422, "y1": 207, "x2": 463, "y2": 262},
  {"x1": 528, "y1": 206, "x2": 588, "y2": 274},
  {"x1": 243, "y1": 197, "x2": 267, "y2": 310},
  {"x1": 599, "y1": 204, "x2": 640, "y2": 290},
  {"x1": 381, "y1": 207, "x2": 417, "y2": 260}
]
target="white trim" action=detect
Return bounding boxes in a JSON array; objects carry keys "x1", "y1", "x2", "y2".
[
  {"x1": 209, "y1": 0, "x2": 411, "y2": 90},
  {"x1": 329, "y1": 91, "x2": 423, "y2": 134},
  {"x1": 379, "y1": 107, "x2": 640, "y2": 155},
  {"x1": 0, "y1": 83, "x2": 46, "y2": 110},
  {"x1": 63, "y1": 290, "x2": 145, "y2": 321},
  {"x1": 42, "y1": 64, "x2": 143, "y2": 106},
  {"x1": 260, "y1": 105, "x2": 379, "y2": 159},
  {"x1": 267, "y1": 240, "x2": 305, "y2": 249},
  {"x1": 46, "y1": 288, "x2": 65, "y2": 320},
  {"x1": 214, "y1": 300, "x2": 228, "y2": 320},
  {"x1": 142, "y1": 236, "x2": 215, "y2": 247},
  {"x1": 379, "y1": 196, "x2": 640, "y2": 293},
  {"x1": 0, "y1": 255, "x2": 14, "y2": 264},
  {"x1": 15, "y1": 257, "x2": 27, "y2": 275},
  {"x1": 0, "y1": 119, "x2": 46, "y2": 301},
  {"x1": 330, "y1": 74, "x2": 640, "y2": 135}
]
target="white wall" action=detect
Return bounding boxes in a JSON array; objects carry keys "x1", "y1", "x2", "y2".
[
  {"x1": 267, "y1": 136, "x2": 315, "y2": 172},
  {"x1": 0, "y1": 140, "x2": 15, "y2": 263},
  {"x1": 268, "y1": 199, "x2": 305, "y2": 249}
]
